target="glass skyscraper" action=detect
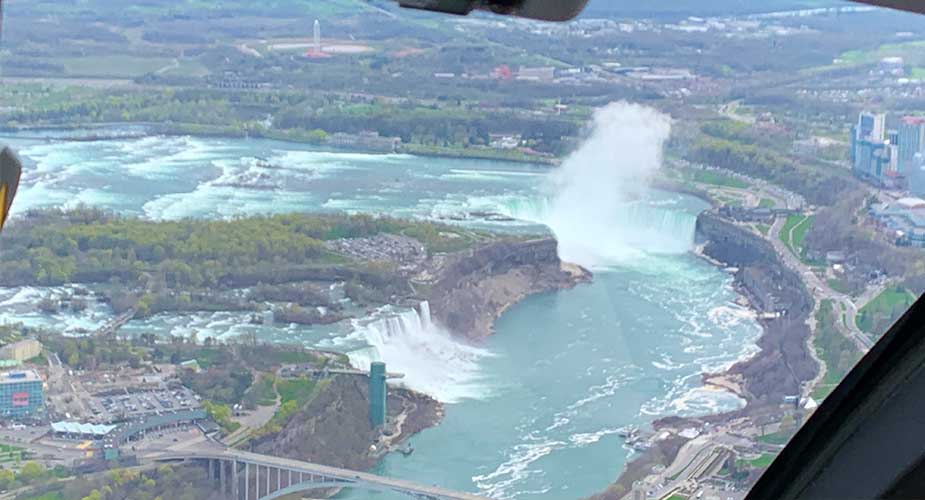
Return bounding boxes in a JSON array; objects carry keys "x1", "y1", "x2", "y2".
[{"x1": 0, "y1": 371, "x2": 44, "y2": 418}]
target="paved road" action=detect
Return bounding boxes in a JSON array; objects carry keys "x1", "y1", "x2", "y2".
[
  {"x1": 768, "y1": 216, "x2": 874, "y2": 353},
  {"x1": 646, "y1": 433, "x2": 737, "y2": 500},
  {"x1": 142, "y1": 443, "x2": 488, "y2": 500}
]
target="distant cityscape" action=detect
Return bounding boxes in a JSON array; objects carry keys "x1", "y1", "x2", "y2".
[{"x1": 851, "y1": 111, "x2": 925, "y2": 247}]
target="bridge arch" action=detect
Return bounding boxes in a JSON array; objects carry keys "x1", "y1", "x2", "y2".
[{"x1": 150, "y1": 450, "x2": 486, "y2": 500}]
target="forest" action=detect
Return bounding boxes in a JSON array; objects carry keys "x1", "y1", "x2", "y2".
[
  {"x1": 0, "y1": 208, "x2": 482, "y2": 289},
  {"x1": 689, "y1": 120, "x2": 861, "y2": 207},
  {"x1": 20, "y1": 465, "x2": 220, "y2": 500},
  {"x1": 0, "y1": 208, "x2": 498, "y2": 322},
  {"x1": 0, "y1": 85, "x2": 583, "y2": 156}
]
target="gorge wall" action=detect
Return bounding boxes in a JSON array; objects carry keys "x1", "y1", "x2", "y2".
[
  {"x1": 248, "y1": 375, "x2": 441, "y2": 471},
  {"x1": 424, "y1": 238, "x2": 591, "y2": 340},
  {"x1": 696, "y1": 212, "x2": 817, "y2": 403}
]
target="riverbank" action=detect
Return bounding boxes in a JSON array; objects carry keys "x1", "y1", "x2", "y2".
[
  {"x1": 696, "y1": 212, "x2": 816, "y2": 404},
  {"x1": 588, "y1": 211, "x2": 818, "y2": 500},
  {"x1": 0, "y1": 122, "x2": 559, "y2": 165}
]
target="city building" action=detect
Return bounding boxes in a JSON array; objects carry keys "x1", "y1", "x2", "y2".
[
  {"x1": 856, "y1": 140, "x2": 890, "y2": 180},
  {"x1": 851, "y1": 112, "x2": 925, "y2": 190},
  {"x1": 857, "y1": 111, "x2": 886, "y2": 144},
  {"x1": 50, "y1": 421, "x2": 117, "y2": 440},
  {"x1": 879, "y1": 56, "x2": 905, "y2": 76},
  {"x1": 328, "y1": 131, "x2": 401, "y2": 153},
  {"x1": 517, "y1": 66, "x2": 556, "y2": 82},
  {"x1": 898, "y1": 117, "x2": 925, "y2": 196},
  {"x1": 852, "y1": 112, "x2": 891, "y2": 183},
  {"x1": 898, "y1": 117, "x2": 925, "y2": 170},
  {"x1": 0, "y1": 339, "x2": 42, "y2": 362},
  {"x1": 868, "y1": 197, "x2": 925, "y2": 247},
  {"x1": 0, "y1": 370, "x2": 44, "y2": 418}
]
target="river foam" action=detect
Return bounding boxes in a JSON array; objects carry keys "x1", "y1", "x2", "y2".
[{"x1": 343, "y1": 302, "x2": 495, "y2": 404}]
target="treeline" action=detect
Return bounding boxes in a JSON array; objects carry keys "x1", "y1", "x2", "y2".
[
  {"x1": 0, "y1": 209, "x2": 473, "y2": 289},
  {"x1": 24, "y1": 465, "x2": 220, "y2": 500},
  {"x1": 275, "y1": 101, "x2": 580, "y2": 154},
  {"x1": 39, "y1": 333, "x2": 146, "y2": 370},
  {"x1": 0, "y1": 462, "x2": 66, "y2": 495},
  {"x1": 804, "y1": 192, "x2": 925, "y2": 289},
  {"x1": 814, "y1": 300, "x2": 862, "y2": 400},
  {"x1": 2, "y1": 86, "x2": 582, "y2": 156},
  {"x1": 181, "y1": 364, "x2": 253, "y2": 405},
  {"x1": 690, "y1": 122, "x2": 859, "y2": 207},
  {"x1": 692, "y1": 121, "x2": 925, "y2": 288}
]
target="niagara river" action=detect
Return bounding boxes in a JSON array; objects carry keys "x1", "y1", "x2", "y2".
[{"x1": 0, "y1": 114, "x2": 762, "y2": 499}]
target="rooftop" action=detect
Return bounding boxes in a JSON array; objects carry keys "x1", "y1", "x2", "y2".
[
  {"x1": 897, "y1": 197, "x2": 925, "y2": 209},
  {"x1": 0, "y1": 370, "x2": 41, "y2": 384},
  {"x1": 50, "y1": 421, "x2": 117, "y2": 437}
]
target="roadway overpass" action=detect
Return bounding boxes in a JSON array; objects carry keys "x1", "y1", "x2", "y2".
[{"x1": 148, "y1": 447, "x2": 488, "y2": 500}]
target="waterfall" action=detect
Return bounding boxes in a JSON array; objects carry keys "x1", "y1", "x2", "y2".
[
  {"x1": 490, "y1": 102, "x2": 699, "y2": 268},
  {"x1": 614, "y1": 202, "x2": 698, "y2": 254},
  {"x1": 495, "y1": 193, "x2": 698, "y2": 266},
  {"x1": 347, "y1": 301, "x2": 492, "y2": 403}
]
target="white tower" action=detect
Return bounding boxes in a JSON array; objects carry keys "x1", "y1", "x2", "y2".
[{"x1": 313, "y1": 19, "x2": 321, "y2": 51}]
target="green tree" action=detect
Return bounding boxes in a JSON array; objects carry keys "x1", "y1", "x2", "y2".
[
  {"x1": 0, "y1": 469, "x2": 14, "y2": 489},
  {"x1": 19, "y1": 461, "x2": 46, "y2": 483}
]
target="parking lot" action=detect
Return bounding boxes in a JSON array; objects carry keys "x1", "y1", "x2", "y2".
[{"x1": 91, "y1": 387, "x2": 201, "y2": 422}]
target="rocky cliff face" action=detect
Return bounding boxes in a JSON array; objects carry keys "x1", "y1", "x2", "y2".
[
  {"x1": 696, "y1": 212, "x2": 817, "y2": 403},
  {"x1": 248, "y1": 375, "x2": 441, "y2": 472},
  {"x1": 424, "y1": 238, "x2": 591, "y2": 340}
]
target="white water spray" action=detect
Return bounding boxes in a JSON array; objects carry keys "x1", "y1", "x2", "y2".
[
  {"x1": 526, "y1": 102, "x2": 690, "y2": 268},
  {"x1": 347, "y1": 301, "x2": 492, "y2": 403}
]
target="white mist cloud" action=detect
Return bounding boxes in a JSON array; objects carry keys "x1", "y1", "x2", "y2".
[{"x1": 543, "y1": 102, "x2": 673, "y2": 268}]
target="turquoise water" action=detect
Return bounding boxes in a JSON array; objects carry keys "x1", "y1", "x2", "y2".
[
  {"x1": 1, "y1": 130, "x2": 549, "y2": 230},
  {"x1": 0, "y1": 131, "x2": 762, "y2": 499},
  {"x1": 350, "y1": 254, "x2": 759, "y2": 500}
]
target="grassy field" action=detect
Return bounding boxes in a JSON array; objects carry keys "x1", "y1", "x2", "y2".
[
  {"x1": 759, "y1": 198, "x2": 776, "y2": 208},
  {"x1": 742, "y1": 453, "x2": 778, "y2": 469},
  {"x1": 21, "y1": 494, "x2": 62, "y2": 500},
  {"x1": 779, "y1": 214, "x2": 814, "y2": 259},
  {"x1": 827, "y1": 278, "x2": 853, "y2": 296},
  {"x1": 685, "y1": 169, "x2": 749, "y2": 189},
  {"x1": 837, "y1": 40, "x2": 925, "y2": 67},
  {"x1": 0, "y1": 443, "x2": 25, "y2": 463},
  {"x1": 756, "y1": 431, "x2": 790, "y2": 446},
  {"x1": 801, "y1": 39, "x2": 925, "y2": 74},
  {"x1": 856, "y1": 287, "x2": 917, "y2": 334},
  {"x1": 813, "y1": 300, "x2": 862, "y2": 400},
  {"x1": 52, "y1": 55, "x2": 176, "y2": 78},
  {"x1": 248, "y1": 375, "x2": 278, "y2": 407},
  {"x1": 755, "y1": 223, "x2": 770, "y2": 236},
  {"x1": 258, "y1": 378, "x2": 330, "y2": 436},
  {"x1": 276, "y1": 377, "x2": 318, "y2": 406},
  {"x1": 182, "y1": 348, "x2": 226, "y2": 368}
]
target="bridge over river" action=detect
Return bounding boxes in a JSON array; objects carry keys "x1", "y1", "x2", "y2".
[{"x1": 146, "y1": 446, "x2": 487, "y2": 500}]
